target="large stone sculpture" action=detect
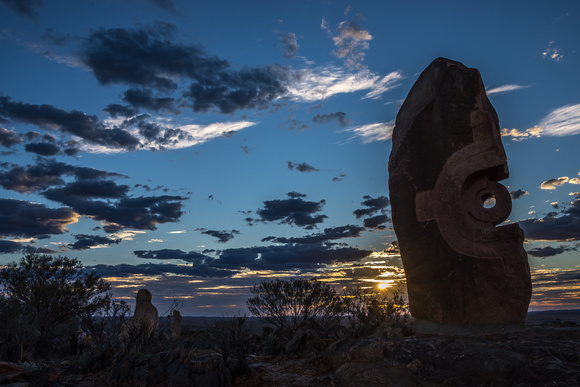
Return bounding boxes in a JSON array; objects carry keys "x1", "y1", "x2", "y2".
[{"x1": 388, "y1": 58, "x2": 532, "y2": 334}]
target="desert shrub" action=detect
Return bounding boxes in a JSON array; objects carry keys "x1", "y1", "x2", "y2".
[
  {"x1": 247, "y1": 278, "x2": 342, "y2": 332},
  {"x1": 0, "y1": 254, "x2": 112, "y2": 357},
  {"x1": 262, "y1": 333, "x2": 282, "y2": 356},
  {"x1": 119, "y1": 315, "x2": 162, "y2": 355},
  {"x1": 207, "y1": 314, "x2": 252, "y2": 372},
  {"x1": 342, "y1": 285, "x2": 410, "y2": 336}
]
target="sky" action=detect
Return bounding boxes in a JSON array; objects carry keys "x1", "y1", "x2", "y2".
[{"x1": 0, "y1": 0, "x2": 579, "y2": 316}]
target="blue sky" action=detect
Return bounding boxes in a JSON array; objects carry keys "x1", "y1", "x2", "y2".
[{"x1": 0, "y1": 0, "x2": 579, "y2": 315}]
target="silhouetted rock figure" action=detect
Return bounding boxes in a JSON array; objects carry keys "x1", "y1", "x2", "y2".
[
  {"x1": 388, "y1": 58, "x2": 532, "y2": 334},
  {"x1": 170, "y1": 310, "x2": 182, "y2": 340},
  {"x1": 119, "y1": 288, "x2": 159, "y2": 340}
]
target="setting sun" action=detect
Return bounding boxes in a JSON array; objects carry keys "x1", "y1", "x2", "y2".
[{"x1": 378, "y1": 282, "x2": 389, "y2": 290}]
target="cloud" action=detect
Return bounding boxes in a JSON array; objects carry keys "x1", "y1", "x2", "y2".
[
  {"x1": 542, "y1": 41, "x2": 563, "y2": 62},
  {"x1": 0, "y1": 96, "x2": 141, "y2": 150},
  {"x1": 120, "y1": 88, "x2": 178, "y2": 114},
  {"x1": 287, "y1": 67, "x2": 402, "y2": 102},
  {"x1": 134, "y1": 249, "x2": 211, "y2": 263},
  {"x1": 570, "y1": 178, "x2": 580, "y2": 185},
  {"x1": 332, "y1": 173, "x2": 346, "y2": 182},
  {"x1": 0, "y1": 198, "x2": 80, "y2": 238},
  {"x1": 0, "y1": 128, "x2": 22, "y2": 148},
  {"x1": 486, "y1": 84, "x2": 530, "y2": 96},
  {"x1": 81, "y1": 23, "x2": 227, "y2": 91},
  {"x1": 363, "y1": 214, "x2": 390, "y2": 230},
  {"x1": 0, "y1": 0, "x2": 43, "y2": 19},
  {"x1": 146, "y1": 0, "x2": 177, "y2": 12},
  {"x1": 353, "y1": 195, "x2": 390, "y2": 218},
  {"x1": 519, "y1": 195, "x2": 580, "y2": 241},
  {"x1": 246, "y1": 192, "x2": 327, "y2": 229},
  {"x1": 197, "y1": 228, "x2": 240, "y2": 243},
  {"x1": 262, "y1": 224, "x2": 365, "y2": 244},
  {"x1": 324, "y1": 18, "x2": 373, "y2": 69},
  {"x1": 527, "y1": 244, "x2": 576, "y2": 258},
  {"x1": 278, "y1": 31, "x2": 299, "y2": 59},
  {"x1": 344, "y1": 121, "x2": 394, "y2": 143},
  {"x1": 287, "y1": 161, "x2": 320, "y2": 173},
  {"x1": 24, "y1": 142, "x2": 61, "y2": 156},
  {"x1": 539, "y1": 103, "x2": 580, "y2": 136},
  {"x1": 510, "y1": 189, "x2": 529, "y2": 200},
  {"x1": 92, "y1": 262, "x2": 235, "y2": 278},
  {"x1": 540, "y1": 177, "x2": 569, "y2": 190},
  {"x1": 67, "y1": 234, "x2": 121, "y2": 250},
  {"x1": 0, "y1": 158, "x2": 125, "y2": 194},
  {"x1": 312, "y1": 112, "x2": 351, "y2": 127},
  {"x1": 500, "y1": 126, "x2": 542, "y2": 141},
  {"x1": 362, "y1": 72, "x2": 404, "y2": 100}
]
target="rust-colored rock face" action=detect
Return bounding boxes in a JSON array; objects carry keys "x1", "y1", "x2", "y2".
[{"x1": 388, "y1": 58, "x2": 532, "y2": 332}]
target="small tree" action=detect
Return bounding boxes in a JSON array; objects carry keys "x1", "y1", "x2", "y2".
[
  {"x1": 246, "y1": 278, "x2": 342, "y2": 332},
  {"x1": 0, "y1": 254, "x2": 112, "y2": 354}
]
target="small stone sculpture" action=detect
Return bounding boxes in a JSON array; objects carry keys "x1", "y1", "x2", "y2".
[
  {"x1": 170, "y1": 310, "x2": 182, "y2": 340},
  {"x1": 388, "y1": 58, "x2": 532, "y2": 333},
  {"x1": 119, "y1": 288, "x2": 159, "y2": 339}
]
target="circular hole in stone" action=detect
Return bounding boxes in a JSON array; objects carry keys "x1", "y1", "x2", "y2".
[{"x1": 481, "y1": 194, "x2": 496, "y2": 209}]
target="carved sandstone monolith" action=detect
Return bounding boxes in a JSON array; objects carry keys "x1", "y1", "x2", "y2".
[{"x1": 388, "y1": 58, "x2": 532, "y2": 334}]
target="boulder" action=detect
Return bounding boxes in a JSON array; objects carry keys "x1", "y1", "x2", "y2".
[
  {"x1": 120, "y1": 288, "x2": 159, "y2": 340},
  {"x1": 388, "y1": 58, "x2": 532, "y2": 332}
]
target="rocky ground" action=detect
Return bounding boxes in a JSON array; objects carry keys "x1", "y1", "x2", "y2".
[{"x1": 1, "y1": 312, "x2": 579, "y2": 386}]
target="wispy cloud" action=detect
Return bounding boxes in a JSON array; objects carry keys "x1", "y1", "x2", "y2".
[
  {"x1": 287, "y1": 67, "x2": 402, "y2": 102},
  {"x1": 540, "y1": 177, "x2": 569, "y2": 190},
  {"x1": 539, "y1": 103, "x2": 580, "y2": 136},
  {"x1": 322, "y1": 17, "x2": 373, "y2": 69},
  {"x1": 487, "y1": 84, "x2": 530, "y2": 96},
  {"x1": 344, "y1": 121, "x2": 394, "y2": 143},
  {"x1": 542, "y1": 41, "x2": 563, "y2": 62}
]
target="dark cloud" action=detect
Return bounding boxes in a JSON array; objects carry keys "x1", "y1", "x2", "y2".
[
  {"x1": 247, "y1": 192, "x2": 327, "y2": 229},
  {"x1": 353, "y1": 195, "x2": 390, "y2": 218},
  {"x1": 363, "y1": 214, "x2": 391, "y2": 230},
  {"x1": 213, "y1": 243, "x2": 371, "y2": 272},
  {"x1": 0, "y1": 0, "x2": 43, "y2": 19},
  {"x1": 103, "y1": 103, "x2": 139, "y2": 118},
  {"x1": 24, "y1": 142, "x2": 61, "y2": 156},
  {"x1": 81, "y1": 23, "x2": 227, "y2": 91},
  {"x1": 262, "y1": 224, "x2": 364, "y2": 244},
  {"x1": 92, "y1": 262, "x2": 235, "y2": 278},
  {"x1": 134, "y1": 249, "x2": 211, "y2": 263},
  {"x1": 278, "y1": 31, "x2": 299, "y2": 59},
  {"x1": 287, "y1": 161, "x2": 320, "y2": 173},
  {"x1": 43, "y1": 189, "x2": 187, "y2": 232},
  {"x1": 0, "y1": 198, "x2": 79, "y2": 238},
  {"x1": 0, "y1": 128, "x2": 22, "y2": 148},
  {"x1": 0, "y1": 96, "x2": 141, "y2": 150},
  {"x1": 0, "y1": 239, "x2": 22, "y2": 253},
  {"x1": 185, "y1": 64, "x2": 291, "y2": 114},
  {"x1": 197, "y1": 228, "x2": 240, "y2": 243},
  {"x1": 332, "y1": 174, "x2": 346, "y2": 182},
  {"x1": 0, "y1": 158, "x2": 125, "y2": 194},
  {"x1": 527, "y1": 244, "x2": 576, "y2": 258},
  {"x1": 67, "y1": 234, "x2": 121, "y2": 250},
  {"x1": 519, "y1": 195, "x2": 580, "y2": 241},
  {"x1": 510, "y1": 189, "x2": 529, "y2": 200},
  {"x1": 312, "y1": 112, "x2": 351, "y2": 127},
  {"x1": 122, "y1": 88, "x2": 178, "y2": 114}
]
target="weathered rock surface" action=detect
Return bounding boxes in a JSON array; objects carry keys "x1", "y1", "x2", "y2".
[{"x1": 388, "y1": 57, "x2": 532, "y2": 331}]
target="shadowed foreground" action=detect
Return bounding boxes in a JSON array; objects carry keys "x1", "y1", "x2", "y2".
[{"x1": 1, "y1": 310, "x2": 578, "y2": 386}]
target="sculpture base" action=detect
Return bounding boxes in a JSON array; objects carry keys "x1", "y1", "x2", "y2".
[{"x1": 414, "y1": 319, "x2": 525, "y2": 336}]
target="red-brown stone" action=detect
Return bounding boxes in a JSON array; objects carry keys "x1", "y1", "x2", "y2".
[{"x1": 388, "y1": 58, "x2": 532, "y2": 333}]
